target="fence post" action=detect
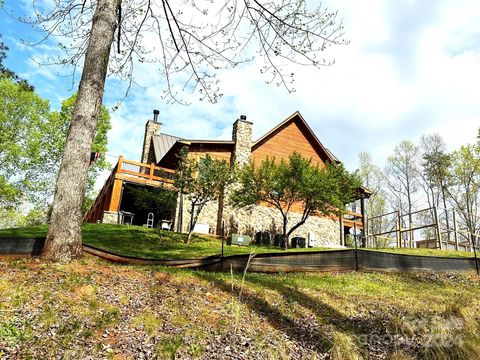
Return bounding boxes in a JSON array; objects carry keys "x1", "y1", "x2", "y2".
[
  {"x1": 397, "y1": 210, "x2": 402, "y2": 248},
  {"x1": 470, "y1": 232, "x2": 480, "y2": 276},
  {"x1": 452, "y1": 209, "x2": 458, "y2": 251},
  {"x1": 354, "y1": 221, "x2": 358, "y2": 271},
  {"x1": 433, "y1": 206, "x2": 442, "y2": 249}
]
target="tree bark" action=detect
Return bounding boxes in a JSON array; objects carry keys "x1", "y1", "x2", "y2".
[{"x1": 42, "y1": 0, "x2": 119, "y2": 261}]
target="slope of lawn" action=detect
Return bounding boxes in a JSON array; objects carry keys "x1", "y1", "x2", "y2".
[
  {"x1": 0, "y1": 223, "x2": 332, "y2": 259},
  {"x1": 0, "y1": 257, "x2": 479, "y2": 359},
  {"x1": 0, "y1": 223, "x2": 476, "y2": 259}
]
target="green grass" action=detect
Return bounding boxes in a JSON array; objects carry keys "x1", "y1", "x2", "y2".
[
  {"x1": 0, "y1": 223, "x2": 332, "y2": 259},
  {"x1": 0, "y1": 223, "x2": 475, "y2": 259}
]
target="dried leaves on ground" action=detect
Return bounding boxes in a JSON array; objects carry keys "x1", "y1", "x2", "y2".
[{"x1": 0, "y1": 257, "x2": 479, "y2": 359}]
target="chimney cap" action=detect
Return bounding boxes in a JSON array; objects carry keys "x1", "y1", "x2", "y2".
[
  {"x1": 240, "y1": 115, "x2": 247, "y2": 120},
  {"x1": 153, "y1": 109, "x2": 160, "y2": 123}
]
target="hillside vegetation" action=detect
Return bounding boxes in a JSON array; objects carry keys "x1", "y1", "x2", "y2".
[{"x1": 1, "y1": 257, "x2": 479, "y2": 359}]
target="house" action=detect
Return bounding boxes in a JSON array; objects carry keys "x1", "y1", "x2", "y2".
[{"x1": 85, "y1": 111, "x2": 368, "y2": 247}]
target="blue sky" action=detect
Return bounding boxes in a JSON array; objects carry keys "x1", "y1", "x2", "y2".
[{"x1": 1, "y1": 0, "x2": 480, "y2": 191}]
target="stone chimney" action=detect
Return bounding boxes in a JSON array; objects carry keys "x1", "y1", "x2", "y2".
[
  {"x1": 141, "y1": 110, "x2": 161, "y2": 164},
  {"x1": 231, "y1": 115, "x2": 252, "y2": 167}
]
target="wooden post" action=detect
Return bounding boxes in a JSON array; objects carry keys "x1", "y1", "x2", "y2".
[
  {"x1": 108, "y1": 179, "x2": 123, "y2": 212},
  {"x1": 473, "y1": 234, "x2": 480, "y2": 276},
  {"x1": 360, "y1": 196, "x2": 367, "y2": 248},
  {"x1": 149, "y1": 163, "x2": 155, "y2": 180},
  {"x1": 339, "y1": 211, "x2": 344, "y2": 246},
  {"x1": 452, "y1": 209, "x2": 458, "y2": 251},
  {"x1": 433, "y1": 206, "x2": 442, "y2": 249},
  {"x1": 353, "y1": 221, "x2": 358, "y2": 271},
  {"x1": 117, "y1": 155, "x2": 124, "y2": 173}
]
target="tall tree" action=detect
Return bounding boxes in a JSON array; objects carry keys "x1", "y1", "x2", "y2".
[
  {"x1": 384, "y1": 140, "x2": 420, "y2": 247},
  {"x1": 174, "y1": 148, "x2": 232, "y2": 243},
  {"x1": 445, "y1": 145, "x2": 480, "y2": 253},
  {"x1": 0, "y1": 81, "x2": 111, "y2": 209},
  {"x1": 0, "y1": 75, "x2": 50, "y2": 207},
  {"x1": 41, "y1": 0, "x2": 119, "y2": 260},
  {"x1": 17, "y1": 0, "x2": 347, "y2": 260},
  {"x1": 357, "y1": 152, "x2": 387, "y2": 245},
  {"x1": 419, "y1": 134, "x2": 451, "y2": 238},
  {"x1": 232, "y1": 152, "x2": 361, "y2": 249}
]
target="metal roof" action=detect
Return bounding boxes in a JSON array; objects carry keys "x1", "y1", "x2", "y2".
[{"x1": 152, "y1": 133, "x2": 180, "y2": 163}]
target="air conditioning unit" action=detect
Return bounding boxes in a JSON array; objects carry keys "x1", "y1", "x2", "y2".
[
  {"x1": 229, "y1": 234, "x2": 251, "y2": 246},
  {"x1": 307, "y1": 232, "x2": 316, "y2": 248}
]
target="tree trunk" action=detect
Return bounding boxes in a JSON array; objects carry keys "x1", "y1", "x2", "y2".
[
  {"x1": 42, "y1": 0, "x2": 119, "y2": 261},
  {"x1": 441, "y1": 188, "x2": 450, "y2": 241},
  {"x1": 186, "y1": 201, "x2": 196, "y2": 244},
  {"x1": 282, "y1": 215, "x2": 288, "y2": 250}
]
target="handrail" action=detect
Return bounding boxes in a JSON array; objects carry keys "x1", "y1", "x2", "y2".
[
  {"x1": 116, "y1": 156, "x2": 175, "y2": 183},
  {"x1": 120, "y1": 158, "x2": 175, "y2": 174}
]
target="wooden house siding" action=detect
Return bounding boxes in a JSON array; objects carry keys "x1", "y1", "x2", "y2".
[
  {"x1": 188, "y1": 149, "x2": 232, "y2": 164},
  {"x1": 252, "y1": 119, "x2": 326, "y2": 166}
]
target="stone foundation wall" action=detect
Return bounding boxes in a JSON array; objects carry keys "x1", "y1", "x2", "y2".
[{"x1": 176, "y1": 198, "x2": 342, "y2": 247}]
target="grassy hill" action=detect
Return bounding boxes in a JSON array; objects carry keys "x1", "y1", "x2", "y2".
[
  {"x1": 0, "y1": 257, "x2": 479, "y2": 359},
  {"x1": 1, "y1": 224, "x2": 479, "y2": 358},
  {"x1": 0, "y1": 223, "x2": 475, "y2": 259}
]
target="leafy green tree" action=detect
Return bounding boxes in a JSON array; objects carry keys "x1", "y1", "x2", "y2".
[
  {"x1": 0, "y1": 79, "x2": 111, "y2": 217},
  {"x1": 445, "y1": 145, "x2": 480, "y2": 252},
  {"x1": 174, "y1": 147, "x2": 232, "y2": 244},
  {"x1": 231, "y1": 152, "x2": 361, "y2": 249},
  {"x1": 0, "y1": 75, "x2": 50, "y2": 207},
  {"x1": 49, "y1": 94, "x2": 111, "y2": 201},
  {"x1": 23, "y1": 93, "x2": 110, "y2": 205},
  {"x1": 129, "y1": 186, "x2": 177, "y2": 227}
]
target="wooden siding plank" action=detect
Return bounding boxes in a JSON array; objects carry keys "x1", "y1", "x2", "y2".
[{"x1": 252, "y1": 120, "x2": 326, "y2": 166}]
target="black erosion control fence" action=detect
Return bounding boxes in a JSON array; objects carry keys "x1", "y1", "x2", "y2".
[
  {"x1": 0, "y1": 237, "x2": 478, "y2": 274},
  {"x1": 0, "y1": 237, "x2": 46, "y2": 256}
]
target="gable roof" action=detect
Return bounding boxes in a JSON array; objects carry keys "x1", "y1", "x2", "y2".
[
  {"x1": 155, "y1": 111, "x2": 340, "y2": 167},
  {"x1": 252, "y1": 111, "x2": 340, "y2": 164}
]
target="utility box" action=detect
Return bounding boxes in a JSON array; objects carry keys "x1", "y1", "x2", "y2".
[
  {"x1": 229, "y1": 234, "x2": 251, "y2": 246},
  {"x1": 274, "y1": 234, "x2": 287, "y2": 248},
  {"x1": 292, "y1": 237, "x2": 306, "y2": 248},
  {"x1": 255, "y1": 231, "x2": 272, "y2": 245}
]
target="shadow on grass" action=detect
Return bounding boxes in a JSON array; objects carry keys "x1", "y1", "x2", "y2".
[{"x1": 193, "y1": 271, "x2": 388, "y2": 356}]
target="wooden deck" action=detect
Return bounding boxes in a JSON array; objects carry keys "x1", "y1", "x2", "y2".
[{"x1": 84, "y1": 157, "x2": 175, "y2": 223}]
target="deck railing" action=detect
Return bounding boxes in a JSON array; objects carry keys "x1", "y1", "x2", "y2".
[
  {"x1": 117, "y1": 156, "x2": 175, "y2": 183},
  {"x1": 343, "y1": 210, "x2": 363, "y2": 227}
]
